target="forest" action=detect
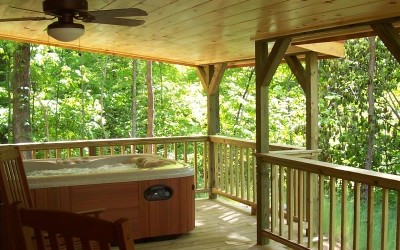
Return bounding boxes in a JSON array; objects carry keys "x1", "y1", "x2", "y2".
[{"x1": 0, "y1": 37, "x2": 398, "y2": 174}]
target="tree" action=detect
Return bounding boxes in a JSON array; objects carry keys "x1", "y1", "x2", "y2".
[
  {"x1": 365, "y1": 37, "x2": 376, "y2": 172},
  {"x1": 146, "y1": 60, "x2": 154, "y2": 152},
  {"x1": 131, "y1": 59, "x2": 137, "y2": 138},
  {"x1": 12, "y1": 43, "x2": 31, "y2": 143}
]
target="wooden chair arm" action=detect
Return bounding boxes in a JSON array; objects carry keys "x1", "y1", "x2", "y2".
[{"x1": 76, "y1": 208, "x2": 106, "y2": 218}]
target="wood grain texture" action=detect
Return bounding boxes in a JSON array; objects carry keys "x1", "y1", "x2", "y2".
[
  {"x1": 134, "y1": 199, "x2": 288, "y2": 250},
  {"x1": 30, "y1": 176, "x2": 195, "y2": 240},
  {"x1": 5, "y1": 0, "x2": 395, "y2": 66}
]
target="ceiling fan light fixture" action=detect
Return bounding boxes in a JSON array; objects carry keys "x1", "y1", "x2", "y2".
[{"x1": 47, "y1": 22, "x2": 84, "y2": 42}]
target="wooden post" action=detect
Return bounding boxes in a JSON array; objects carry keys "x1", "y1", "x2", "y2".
[
  {"x1": 305, "y1": 52, "x2": 319, "y2": 240},
  {"x1": 255, "y1": 40, "x2": 269, "y2": 245},
  {"x1": 196, "y1": 64, "x2": 226, "y2": 199},
  {"x1": 371, "y1": 23, "x2": 400, "y2": 63},
  {"x1": 305, "y1": 52, "x2": 319, "y2": 152},
  {"x1": 285, "y1": 52, "x2": 319, "y2": 240},
  {"x1": 88, "y1": 146, "x2": 97, "y2": 156},
  {"x1": 255, "y1": 37, "x2": 292, "y2": 245}
]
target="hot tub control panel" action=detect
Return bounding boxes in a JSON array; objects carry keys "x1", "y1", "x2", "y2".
[{"x1": 144, "y1": 185, "x2": 173, "y2": 201}]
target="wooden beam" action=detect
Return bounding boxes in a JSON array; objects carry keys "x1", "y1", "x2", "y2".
[
  {"x1": 196, "y1": 64, "x2": 227, "y2": 95},
  {"x1": 371, "y1": 23, "x2": 400, "y2": 63},
  {"x1": 196, "y1": 66, "x2": 209, "y2": 94},
  {"x1": 305, "y1": 52, "x2": 319, "y2": 150},
  {"x1": 305, "y1": 52, "x2": 319, "y2": 240},
  {"x1": 262, "y1": 37, "x2": 292, "y2": 87},
  {"x1": 284, "y1": 55, "x2": 306, "y2": 91},
  {"x1": 209, "y1": 63, "x2": 227, "y2": 95},
  {"x1": 255, "y1": 40, "x2": 269, "y2": 245},
  {"x1": 196, "y1": 64, "x2": 226, "y2": 199},
  {"x1": 294, "y1": 41, "x2": 345, "y2": 58},
  {"x1": 253, "y1": 16, "x2": 400, "y2": 43}
]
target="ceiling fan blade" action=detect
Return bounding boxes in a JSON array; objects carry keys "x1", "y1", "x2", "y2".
[
  {"x1": 89, "y1": 18, "x2": 145, "y2": 27},
  {"x1": 0, "y1": 17, "x2": 53, "y2": 22},
  {"x1": 10, "y1": 6, "x2": 44, "y2": 14},
  {"x1": 87, "y1": 8, "x2": 148, "y2": 18}
]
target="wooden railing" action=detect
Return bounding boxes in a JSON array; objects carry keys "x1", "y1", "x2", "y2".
[
  {"x1": 9, "y1": 136, "x2": 210, "y2": 194},
  {"x1": 209, "y1": 136, "x2": 318, "y2": 213},
  {"x1": 256, "y1": 153, "x2": 400, "y2": 250},
  {"x1": 210, "y1": 136, "x2": 257, "y2": 210},
  {"x1": 5, "y1": 135, "x2": 319, "y2": 210},
  {"x1": 7, "y1": 135, "x2": 400, "y2": 249}
]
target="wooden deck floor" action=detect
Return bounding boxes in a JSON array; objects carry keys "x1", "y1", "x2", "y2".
[{"x1": 133, "y1": 198, "x2": 289, "y2": 250}]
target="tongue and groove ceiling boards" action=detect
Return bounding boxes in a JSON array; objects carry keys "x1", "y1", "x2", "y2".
[{"x1": 0, "y1": 0, "x2": 399, "y2": 66}]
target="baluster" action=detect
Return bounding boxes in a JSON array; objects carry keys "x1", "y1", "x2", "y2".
[
  {"x1": 329, "y1": 177, "x2": 336, "y2": 250},
  {"x1": 354, "y1": 182, "x2": 361, "y2": 250},
  {"x1": 298, "y1": 170, "x2": 304, "y2": 244},
  {"x1": 194, "y1": 142, "x2": 198, "y2": 190},
  {"x1": 382, "y1": 188, "x2": 388, "y2": 250},
  {"x1": 318, "y1": 175, "x2": 324, "y2": 250},
  {"x1": 240, "y1": 147, "x2": 245, "y2": 199},
  {"x1": 367, "y1": 185, "x2": 374, "y2": 250},
  {"x1": 279, "y1": 165, "x2": 284, "y2": 236},
  {"x1": 271, "y1": 164, "x2": 277, "y2": 233},
  {"x1": 396, "y1": 190, "x2": 400, "y2": 250},
  {"x1": 288, "y1": 167, "x2": 294, "y2": 240},
  {"x1": 341, "y1": 179, "x2": 348, "y2": 249}
]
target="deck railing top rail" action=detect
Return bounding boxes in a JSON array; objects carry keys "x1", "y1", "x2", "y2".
[
  {"x1": 256, "y1": 152, "x2": 400, "y2": 190},
  {"x1": 210, "y1": 135, "x2": 304, "y2": 151},
  {"x1": 0, "y1": 136, "x2": 209, "y2": 151}
]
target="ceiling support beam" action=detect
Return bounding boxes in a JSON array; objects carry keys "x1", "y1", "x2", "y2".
[
  {"x1": 254, "y1": 16, "x2": 400, "y2": 45},
  {"x1": 284, "y1": 55, "x2": 306, "y2": 91},
  {"x1": 196, "y1": 64, "x2": 227, "y2": 95},
  {"x1": 371, "y1": 23, "x2": 400, "y2": 63},
  {"x1": 255, "y1": 37, "x2": 291, "y2": 246},
  {"x1": 196, "y1": 64, "x2": 227, "y2": 200},
  {"x1": 261, "y1": 37, "x2": 293, "y2": 87}
]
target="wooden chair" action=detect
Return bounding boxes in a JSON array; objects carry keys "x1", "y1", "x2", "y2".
[
  {"x1": 0, "y1": 146, "x2": 32, "y2": 250},
  {"x1": 0, "y1": 146, "x2": 102, "y2": 250},
  {"x1": 12, "y1": 202, "x2": 135, "y2": 250}
]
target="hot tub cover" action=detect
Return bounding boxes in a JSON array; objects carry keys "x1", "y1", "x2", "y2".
[{"x1": 24, "y1": 154, "x2": 194, "y2": 188}]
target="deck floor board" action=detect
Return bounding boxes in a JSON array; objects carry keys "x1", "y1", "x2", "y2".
[{"x1": 132, "y1": 198, "x2": 289, "y2": 250}]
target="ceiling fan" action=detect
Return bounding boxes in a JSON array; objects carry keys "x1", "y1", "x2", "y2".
[{"x1": 0, "y1": 0, "x2": 148, "y2": 42}]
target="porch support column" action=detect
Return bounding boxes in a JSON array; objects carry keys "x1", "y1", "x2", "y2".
[
  {"x1": 305, "y1": 52, "x2": 319, "y2": 243},
  {"x1": 285, "y1": 52, "x2": 319, "y2": 244},
  {"x1": 255, "y1": 37, "x2": 292, "y2": 245},
  {"x1": 196, "y1": 63, "x2": 227, "y2": 199},
  {"x1": 305, "y1": 52, "x2": 319, "y2": 152},
  {"x1": 371, "y1": 23, "x2": 400, "y2": 63}
]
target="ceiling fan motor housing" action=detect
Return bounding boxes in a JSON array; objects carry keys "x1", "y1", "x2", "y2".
[{"x1": 43, "y1": 0, "x2": 88, "y2": 16}]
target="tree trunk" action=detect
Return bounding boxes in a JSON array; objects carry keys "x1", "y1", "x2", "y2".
[
  {"x1": 362, "y1": 37, "x2": 376, "y2": 199},
  {"x1": 146, "y1": 61, "x2": 154, "y2": 153},
  {"x1": 12, "y1": 43, "x2": 31, "y2": 144},
  {"x1": 131, "y1": 59, "x2": 137, "y2": 138},
  {"x1": 234, "y1": 68, "x2": 254, "y2": 135},
  {"x1": 81, "y1": 79, "x2": 85, "y2": 140},
  {"x1": 365, "y1": 36, "x2": 376, "y2": 171},
  {"x1": 100, "y1": 56, "x2": 108, "y2": 139}
]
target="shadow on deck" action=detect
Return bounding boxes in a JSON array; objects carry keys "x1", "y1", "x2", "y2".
[{"x1": 134, "y1": 198, "x2": 289, "y2": 250}]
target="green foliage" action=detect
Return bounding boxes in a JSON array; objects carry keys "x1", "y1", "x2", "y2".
[
  {"x1": 0, "y1": 38, "x2": 398, "y2": 173},
  {"x1": 0, "y1": 45, "x2": 207, "y2": 141},
  {"x1": 319, "y1": 38, "x2": 400, "y2": 172},
  {"x1": 219, "y1": 64, "x2": 306, "y2": 146}
]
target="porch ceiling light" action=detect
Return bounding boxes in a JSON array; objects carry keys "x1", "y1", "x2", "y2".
[{"x1": 47, "y1": 22, "x2": 84, "y2": 42}]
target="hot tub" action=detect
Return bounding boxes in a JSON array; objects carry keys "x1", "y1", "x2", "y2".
[{"x1": 24, "y1": 154, "x2": 195, "y2": 240}]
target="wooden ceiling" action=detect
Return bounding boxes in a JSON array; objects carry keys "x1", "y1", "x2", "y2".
[{"x1": 0, "y1": 0, "x2": 398, "y2": 67}]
